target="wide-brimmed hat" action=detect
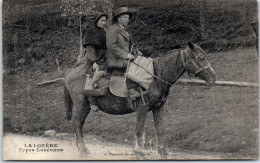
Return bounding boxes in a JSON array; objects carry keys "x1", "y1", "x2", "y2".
[
  {"x1": 94, "y1": 12, "x2": 108, "y2": 25},
  {"x1": 112, "y1": 7, "x2": 133, "y2": 22}
]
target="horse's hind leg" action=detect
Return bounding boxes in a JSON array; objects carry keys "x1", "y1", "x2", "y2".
[
  {"x1": 152, "y1": 106, "x2": 168, "y2": 159},
  {"x1": 73, "y1": 96, "x2": 91, "y2": 155}
]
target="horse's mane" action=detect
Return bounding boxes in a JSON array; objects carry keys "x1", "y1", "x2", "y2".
[
  {"x1": 153, "y1": 47, "x2": 187, "y2": 97},
  {"x1": 156, "y1": 46, "x2": 187, "y2": 58},
  {"x1": 154, "y1": 45, "x2": 189, "y2": 69}
]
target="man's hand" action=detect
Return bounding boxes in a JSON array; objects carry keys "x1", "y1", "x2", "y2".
[
  {"x1": 93, "y1": 62, "x2": 99, "y2": 71},
  {"x1": 138, "y1": 50, "x2": 143, "y2": 56},
  {"x1": 127, "y1": 53, "x2": 135, "y2": 61}
]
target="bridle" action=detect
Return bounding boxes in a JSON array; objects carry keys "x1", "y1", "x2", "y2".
[
  {"x1": 180, "y1": 48, "x2": 211, "y2": 77},
  {"x1": 128, "y1": 47, "x2": 212, "y2": 105},
  {"x1": 149, "y1": 48, "x2": 212, "y2": 105}
]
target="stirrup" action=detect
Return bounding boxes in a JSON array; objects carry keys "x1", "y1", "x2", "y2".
[{"x1": 138, "y1": 87, "x2": 149, "y2": 106}]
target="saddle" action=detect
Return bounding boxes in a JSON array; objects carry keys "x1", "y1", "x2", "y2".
[
  {"x1": 84, "y1": 70, "x2": 129, "y2": 98},
  {"x1": 109, "y1": 73, "x2": 130, "y2": 98},
  {"x1": 84, "y1": 69, "x2": 150, "y2": 110},
  {"x1": 84, "y1": 56, "x2": 154, "y2": 98},
  {"x1": 84, "y1": 72, "x2": 110, "y2": 96}
]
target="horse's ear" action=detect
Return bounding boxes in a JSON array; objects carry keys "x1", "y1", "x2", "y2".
[{"x1": 188, "y1": 41, "x2": 195, "y2": 50}]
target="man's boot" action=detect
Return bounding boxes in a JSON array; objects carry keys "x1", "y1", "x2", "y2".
[{"x1": 91, "y1": 69, "x2": 107, "y2": 88}]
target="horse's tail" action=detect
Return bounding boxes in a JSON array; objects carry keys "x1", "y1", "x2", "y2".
[{"x1": 64, "y1": 85, "x2": 73, "y2": 121}]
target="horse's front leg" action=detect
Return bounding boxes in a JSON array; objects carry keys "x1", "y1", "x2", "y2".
[
  {"x1": 73, "y1": 96, "x2": 91, "y2": 155},
  {"x1": 152, "y1": 106, "x2": 168, "y2": 159},
  {"x1": 134, "y1": 104, "x2": 149, "y2": 151}
]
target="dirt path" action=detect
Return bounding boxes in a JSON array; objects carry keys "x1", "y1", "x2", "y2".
[{"x1": 3, "y1": 133, "x2": 235, "y2": 160}]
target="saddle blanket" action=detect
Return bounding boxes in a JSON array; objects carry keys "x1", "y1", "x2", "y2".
[
  {"x1": 125, "y1": 56, "x2": 154, "y2": 90},
  {"x1": 84, "y1": 74, "x2": 109, "y2": 96}
]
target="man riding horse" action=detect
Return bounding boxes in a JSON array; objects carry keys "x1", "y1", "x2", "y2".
[{"x1": 106, "y1": 7, "x2": 143, "y2": 100}]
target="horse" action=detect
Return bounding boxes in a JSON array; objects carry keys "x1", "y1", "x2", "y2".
[{"x1": 63, "y1": 42, "x2": 217, "y2": 159}]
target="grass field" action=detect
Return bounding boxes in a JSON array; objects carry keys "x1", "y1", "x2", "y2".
[{"x1": 3, "y1": 47, "x2": 258, "y2": 158}]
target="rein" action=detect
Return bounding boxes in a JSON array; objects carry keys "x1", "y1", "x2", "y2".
[
  {"x1": 126, "y1": 47, "x2": 210, "y2": 104},
  {"x1": 126, "y1": 55, "x2": 173, "y2": 104},
  {"x1": 180, "y1": 50, "x2": 188, "y2": 70},
  {"x1": 129, "y1": 47, "x2": 210, "y2": 87},
  {"x1": 127, "y1": 44, "x2": 173, "y2": 86}
]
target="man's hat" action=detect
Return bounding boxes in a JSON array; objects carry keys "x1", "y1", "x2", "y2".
[
  {"x1": 112, "y1": 7, "x2": 133, "y2": 22},
  {"x1": 94, "y1": 12, "x2": 108, "y2": 25}
]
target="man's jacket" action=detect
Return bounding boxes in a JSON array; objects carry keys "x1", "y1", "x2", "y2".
[{"x1": 106, "y1": 23, "x2": 133, "y2": 70}]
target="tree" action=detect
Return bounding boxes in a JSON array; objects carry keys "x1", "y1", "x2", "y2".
[
  {"x1": 199, "y1": 0, "x2": 206, "y2": 40},
  {"x1": 60, "y1": 0, "x2": 113, "y2": 63}
]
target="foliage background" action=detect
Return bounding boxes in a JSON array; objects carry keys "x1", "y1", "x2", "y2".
[{"x1": 2, "y1": 0, "x2": 257, "y2": 72}]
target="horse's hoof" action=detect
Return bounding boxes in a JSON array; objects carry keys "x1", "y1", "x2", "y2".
[
  {"x1": 78, "y1": 145, "x2": 90, "y2": 156},
  {"x1": 78, "y1": 149, "x2": 90, "y2": 157},
  {"x1": 133, "y1": 147, "x2": 146, "y2": 160}
]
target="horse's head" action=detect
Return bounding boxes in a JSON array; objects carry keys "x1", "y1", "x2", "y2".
[{"x1": 181, "y1": 41, "x2": 217, "y2": 86}]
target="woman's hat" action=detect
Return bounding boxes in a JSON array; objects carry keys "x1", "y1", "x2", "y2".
[
  {"x1": 94, "y1": 12, "x2": 108, "y2": 25},
  {"x1": 112, "y1": 7, "x2": 133, "y2": 22}
]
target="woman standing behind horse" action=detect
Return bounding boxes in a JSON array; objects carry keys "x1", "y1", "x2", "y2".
[{"x1": 79, "y1": 12, "x2": 108, "y2": 112}]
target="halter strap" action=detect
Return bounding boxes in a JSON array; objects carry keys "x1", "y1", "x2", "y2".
[
  {"x1": 190, "y1": 55, "x2": 211, "y2": 76},
  {"x1": 190, "y1": 58, "x2": 200, "y2": 70},
  {"x1": 181, "y1": 48, "x2": 211, "y2": 77},
  {"x1": 180, "y1": 50, "x2": 188, "y2": 70},
  {"x1": 194, "y1": 64, "x2": 211, "y2": 76}
]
